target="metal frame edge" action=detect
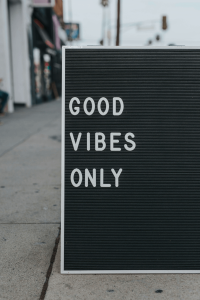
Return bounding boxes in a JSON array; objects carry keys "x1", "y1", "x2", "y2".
[
  {"x1": 61, "y1": 46, "x2": 66, "y2": 274},
  {"x1": 61, "y1": 45, "x2": 200, "y2": 274}
]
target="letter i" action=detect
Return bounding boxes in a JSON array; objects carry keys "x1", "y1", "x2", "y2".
[{"x1": 87, "y1": 133, "x2": 90, "y2": 151}]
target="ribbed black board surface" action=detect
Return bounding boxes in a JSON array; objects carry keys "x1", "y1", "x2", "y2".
[{"x1": 64, "y1": 49, "x2": 200, "y2": 271}]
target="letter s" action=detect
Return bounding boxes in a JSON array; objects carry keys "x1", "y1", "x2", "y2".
[{"x1": 124, "y1": 133, "x2": 136, "y2": 151}]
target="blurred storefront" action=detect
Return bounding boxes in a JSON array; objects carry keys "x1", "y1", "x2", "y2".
[{"x1": 0, "y1": 0, "x2": 66, "y2": 112}]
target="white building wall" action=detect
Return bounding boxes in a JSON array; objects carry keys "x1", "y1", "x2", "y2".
[
  {"x1": 0, "y1": 0, "x2": 14, "y2": 112},
  {"x1": 9, "y1": 0, "x2": 32, "y2": 107}
]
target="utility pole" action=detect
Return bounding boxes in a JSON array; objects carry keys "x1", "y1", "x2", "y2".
[
  {"x1": 101, "y1": 0, "x2": 108, "y2": 46},
  {"x1": 162, "y1": 16, "x2": 167, "y2": 30},
  {"x1": 162, "y1": 16, "x2": 167, "y2": 45},
  {"x1": 116, "y1": 0, "x2": 120, "y2": 46},
  {"x1": 68, "y1": 0, "x2": 72, "y2": 43}
]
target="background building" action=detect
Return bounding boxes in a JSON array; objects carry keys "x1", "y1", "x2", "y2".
[{"x1": 0, "y1": 0, "x2": 66, "y2": 112}]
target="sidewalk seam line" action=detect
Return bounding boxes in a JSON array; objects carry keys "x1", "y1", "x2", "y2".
[{"x1": 39, "y1": 226, "x2": 61, "y2": 300}]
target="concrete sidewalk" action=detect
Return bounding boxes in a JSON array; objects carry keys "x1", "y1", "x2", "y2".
[
  {"x1": 46, "y1": 244, "x2": 200, "y2": 300},
  {"x1": 1, "y1": 101, "x2": 200, "y2": 300},
  {"x1": 0, "y1": 101, "x2": 61, "y2": 299}
]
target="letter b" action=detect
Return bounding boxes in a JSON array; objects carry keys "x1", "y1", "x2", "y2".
[{"x1": 95, "y1": 133, "x2": 106, "y2": 151}]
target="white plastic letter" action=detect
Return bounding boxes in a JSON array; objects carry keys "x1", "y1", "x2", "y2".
[
  {"x1": 70, "y1": 169, "x2": 82, "y2": 187},
  {"x1": 124, "y1": 133, "x2": 136, "y2": 151},
  {"x1": 113, "y1": 97, "x2": 124, "y2": 116},
  {"x1": 70, "y1": 133, "x2": 82, "y2": 151},
  {"x1": 100, "y1": 169, "x2": 111, "y2": 187},
  {"x1": 85, "y1": 169, "x2": 96, "y2": 187},
  {"x1": 97, "y1": 97, "x2": 109, "y2": 116},
  {"x1": 83, "y1": 97, "x2": 95, "y2": 115},
  {"x1": 95, "y1": 133, "x2": 106, "y2": 151},
  {"x1": 110, "y1": 133, "x2": 121, "y2": 151},
  {"x1": 69, "y1": 97, "x2": 80, "y2": 115},
  {"x1": 111, "y1": 168, "x2": 122, "y2": 187},
  {"x1": 87, "y1": 132, "x2": 90, "y2": 151}
]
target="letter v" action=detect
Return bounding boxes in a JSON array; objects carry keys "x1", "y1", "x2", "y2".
[{"x1": 70, "y1": 133, "x2": 82, "y2": 151}]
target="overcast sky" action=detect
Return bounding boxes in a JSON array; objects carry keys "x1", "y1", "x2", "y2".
[{"x1": 63, "y1": 0, "x2": 200, "y2": 46}]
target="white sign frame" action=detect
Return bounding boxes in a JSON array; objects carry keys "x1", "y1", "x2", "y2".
[{"x1": 61, "y1": 46, "x2": 200, "y2": 274}]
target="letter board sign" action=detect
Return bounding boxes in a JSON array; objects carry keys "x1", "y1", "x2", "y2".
[{"x1": 61, "y1": 46, "x2": 200, "y2": 274}]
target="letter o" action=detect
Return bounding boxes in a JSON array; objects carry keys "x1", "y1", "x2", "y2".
[
  {"x1": 70, "y1": 169, "x2": 82, "y2": 187},
  {"x1": 83, "y1": 97, "x2": 95, "y2": 115},
  {"x1": 98, "y1": 97, "x2": 109, "y2": 116}
]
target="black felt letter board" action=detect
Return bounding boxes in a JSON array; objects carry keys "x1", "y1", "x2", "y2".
[{"x1": 62, "y1": 48, "x2": 200, "y2": 273}]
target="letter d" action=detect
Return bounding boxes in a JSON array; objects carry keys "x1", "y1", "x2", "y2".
[{"x1": 113, "y1": 97, "x2": 124, "y2": 116}]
